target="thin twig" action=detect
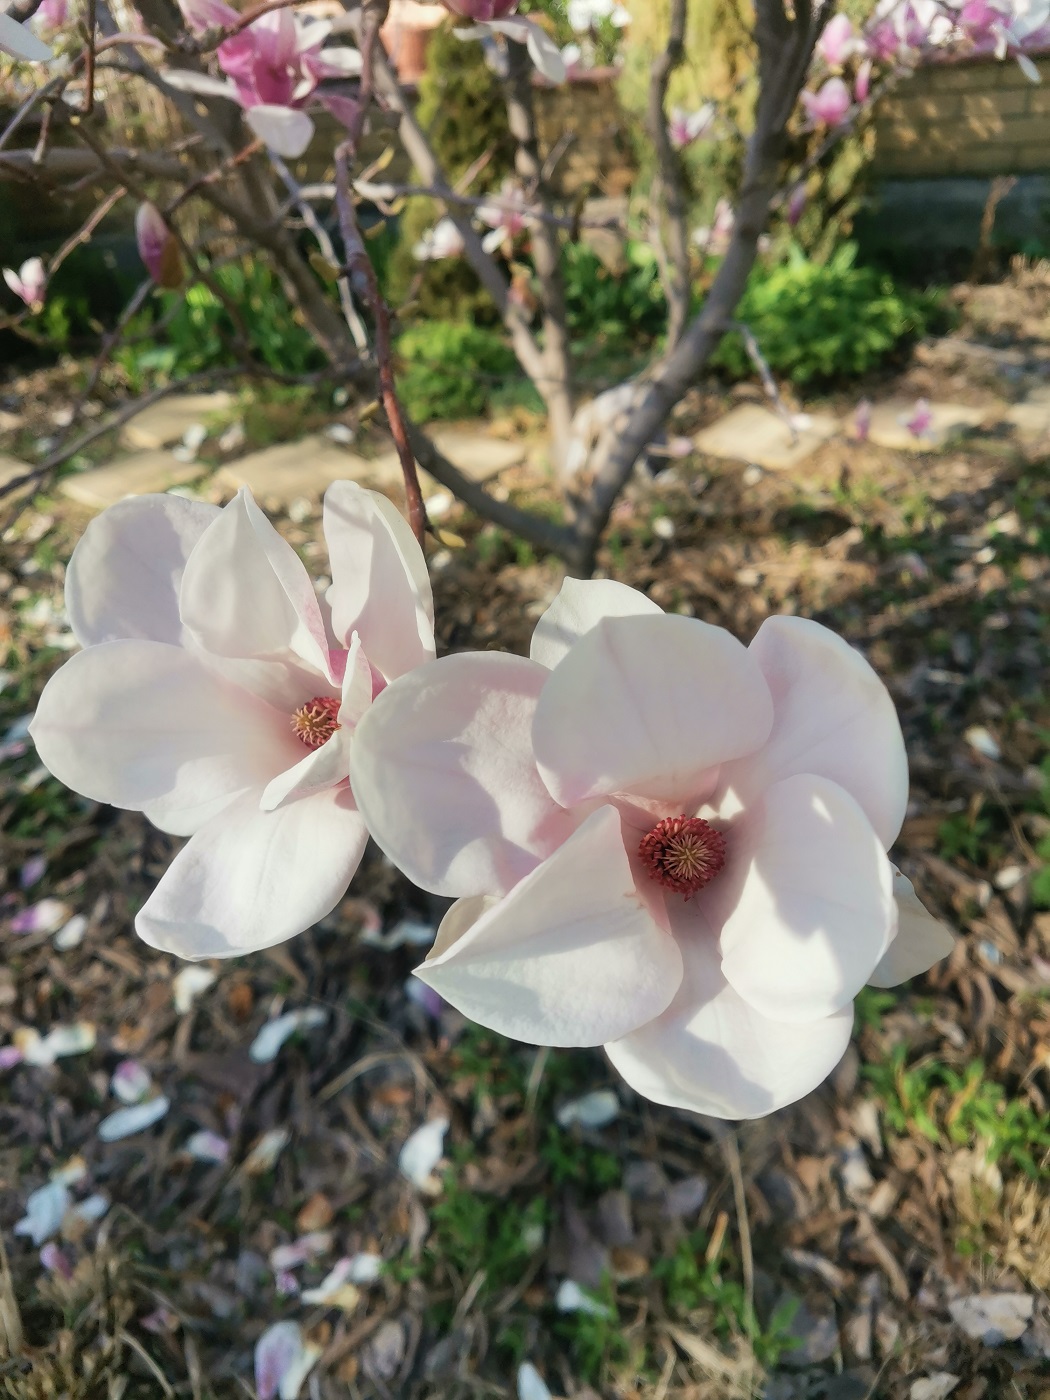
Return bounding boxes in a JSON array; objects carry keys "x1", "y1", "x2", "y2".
[{"x1": 733, "y1": 320, "x2": 798, "y2": 443}]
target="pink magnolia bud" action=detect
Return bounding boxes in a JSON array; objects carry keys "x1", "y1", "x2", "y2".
[
  {"x1": 800, "y1": 76, "x2": 851, "y2": 128},
  {"x1": 855, "y1": 57, "x2": 872, "y2": 104},
  {"x1": 854, "y1": 398, "x2": 872, "y2": 442},
  {"x1": 135, "y1": 202, "x2": 183, "y2": 289},
  {"x1": 3, "y1": 256, "x2": 46, "y2": 310},
  {"x1": 817, "y1": 13, "x2": 856, "y2": 67},
  {"x1": 441, "y1": 0, "x2": 520, "y2": 16},
  {"x1": 36, "y1": 0, "x2": 69, "y2": 30},
  {"x1": 786, "y1": 184, "x2": 807, "y2": 228}
]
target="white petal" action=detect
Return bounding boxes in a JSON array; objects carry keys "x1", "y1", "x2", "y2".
[
  {"x1": 243, "y1": 104, "x2": 315, "y2": 158},
  {"x1": 161, "y1": 68, "x2": 239, "y2": 98},
  {"x1": 555, "y1": 1089, "x2": 620, "y2": 1129},
  {"x1": 111, "y1": 1059, "x2": 153, "y2": 1104},
  {"x1": 724, "y1": 616, "x2": 909, "y2": 849},
  {"x1": 136, "y1": 786, "x2": 368, "y2": 958},
  {"x1": 533, "y1": 614, "x2": 773, "y2": 807},
  {"x1": 244, "y1": 1128, "x2": 290, "y2": 1174},
  {"x1": 415, "y1": 806, "x2": 682, "y2": 1047},
  {"x1": 173, "y1": 965, "x2": 216, "y2": 1014},
  {"x1": 98, "y1": 1095, "x2": 171, "y2": 1142},
  {"x1": 554, "y1": 1279, "x2": 613, "y2": 1317},
  {"x1": 255, "y1": 1321, "x2": 320, "y2": 1400},
  {"x1": 35, "y1": 1022, "x2": 96, "y2": 1063},
  {"x1": 529, "y1": 576, "x2": 662, "y2": 671},
  {"x1": 54, "y1": 915, "x2": 88, "y2": 950},
  {"x1": 399, "y1": 1117, "x2": 449, "y2": 1189},
  {"x1": 185, "y1": 1130, "x2": 230, "y2": 1163},
  {"x1": 868, "y1": 870, "x2": 955, "y2": 987},
  {"x1": 525, "y1": 20, "x2": 567, "y2": 82},
  {"x1": 710, "y1": 774, "x2": 895, "y2": 1023},
  {"x1": 606, "y1": 912, "x2": 853, "y2": 1119},
  {"x1": 351, "y1": 651, "x2": 576, "y2": 898},
  {"x1": 14, "y1": 1180, "x2": 69, "y2": 1245},
  {"x1": 249, "y1": 1008, "x2": 327, "y2": 1063},
  {"x1": 518, "y1": 1362, "x2": 553, "y2": 1400},
  {"x1": 68, "y1": 1193, "x2": 109, "y2": 1227},
  {"x1": 323, "y1": 481, "x2": 435, "y2": 682},
  {"x1": 347, "y1": 1252, "x2": 383, "y2": 1284},
  {"x1": 0, "y1": 11, "x2": 52, "y2": 60},
  {"x1": 64, "y1": 495, "x2": 221, "y2": 649}
]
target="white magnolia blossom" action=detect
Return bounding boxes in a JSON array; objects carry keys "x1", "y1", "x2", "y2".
[
  {"x1": 351, "y1": 578, "x2": 954, "y2": 1120},
  {"x1": 31, "y1": 483, "x2": 435, "y2": 960}
]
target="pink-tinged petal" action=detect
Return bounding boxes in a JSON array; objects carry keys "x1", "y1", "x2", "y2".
[
  {"x1": 414, "y1": 805, "x2": 682, "y2": 1046},
  {"x1": 606, "y1": 909, "x2": 853, "y2": 1118},
  {"x1": 868, "y1": 869, "x2": 955, "y2": 987},
  {"x1": 135, "y1": 202, "x2": 183, "y2": 289},
  {"x1": 295, "y1": 18, "x2": 333, "y2": 52},
  {"x1": 30, "y1": 640, "x2": 298, "y2": 816},
  {"x1": 176, "y1": 0, "x2": 239, "y2": 35},
  {"x1": 351, "y1": 652, "x2": 577, "y2": 898},
  {"x1": 259, "y1": 638, "x2": 366, "y2": 811},
  {"x1": 323, "y1": 481, "x2": 435, "y2": 681},
  {"x1": 0, "y1": 11, "x2": 52, "y2": 59},
  {"x1": 529, "y1": 576, "x2": 662, "y2": 671},
  {"x1": 242, "y1": 104, "x2": 314, "y2": 157},
  {"x1": 161, "y1": 68, "x2": 239, "y2": 99},
  {"x1": 180, "y1": 489, "x2": 332, "y2": 679},
  {"x1": 708, "y1": 774, "x2": 895, "y2": 1023},
  {"x1": 303, "y1": 44, "x2": 361, "y2": 76},
  {"x1": 136, "y1": 786, "x2": 368, "y2": 958},
  {"x1": 724, "y1": 616, "x2": 908, "y2": 848},
  {"x1": 533, "y1": 615, "x2": 773, "y2": 808},
  {"x1": 64, "y1": 494, "x2": 221, "y2": 648}
]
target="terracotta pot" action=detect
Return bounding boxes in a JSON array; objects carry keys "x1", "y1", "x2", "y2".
[{"x1": 382, "y1": 21, "x2": 432, "y2": 84}]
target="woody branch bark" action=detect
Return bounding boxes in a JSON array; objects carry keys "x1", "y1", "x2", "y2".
[{"x1": 648, "y1": 0, "x2": 691, "y2": 349}]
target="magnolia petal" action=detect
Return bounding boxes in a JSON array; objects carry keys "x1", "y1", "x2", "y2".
[
  {"x1": 0, "y1": 11, "x2": 53, "y2": 60},
  {"x1": 249, "y1": 1008, "x2": 327, "y2": 1063},
  {"x1": 399, "y1": 1117, "x2": 449, "y2": 1188},
  {"x1": 606, "y1": 910, "x2": 853, "y2": 1119},
  {"x1": 255, "y1": 1321, "x2": 320, "y2": 1400},
  {"x1": 136, "y1": 786, "x2": 368, "y2": 958},
  {"x1": 185, "y1": 1129, "x2": 230, "y2": 1162},
  {"x1": 352, "y1": 652, "x2": 576, "y2": 898},
  {"x1": 308, "y1": 44, "x2": 362, "y2": 74},
  {"x1": 554, "y1": 1280, "x2": 613, "y2": 1317},
  {"x1": 518, "y1": 1362, "x2": 553, "y2": 1400},
  {"x1": 161, "y1": 68, "x2": 239, "y2": 99},
  {"x1": 172, "y1": 965, "x2": 216, "y2": 1013},
  {"x1": 533, "y1": 614, "x2": 773, "y2": 808},
  {"x1": 524, "y1": 19, "x2": 567, "y2": 82},
  {"x1": 710, "y1": 774, "x2": 895, "y2": 1023},
  {"x1": 30, "y1": 639, "x2": 298, "y2": 817},
  {"x1": 111, "y1": 1059, "x2": 152, "y2": 1104},
  {"x1": 98, "y1": 1095, "x2": 170, "y2": 1142},
  {"x1": 243, "y1": 103, "x2": 314, "y2": 157},
  {"x1": 726, "y1": 616, "x2": 909, "y2": 848},
  {"x1": 14, "y1": 1180, "x2": 69, "y2": 1245},
  {"x1": 555, "y1": 1088, "x2": 619, "y2": 1129},
  {"x1": 868, "y1": 870, "x2": 955, "y2": 987},
  {"x1": 324, "y1": 482, "x2": 435, "y2": 681},
  {"x1": 415, "y1": 805, "x2": 682, "y2": 1047},
  {"x1": 64, "y1": 494, "x2": 221, "y2": 648},
  {"x1": 529, "y1": 576, "x2": 662, "y2": 671},
  {"x1": 180, "y1": 489, "x2": 332, "y2": 680}
]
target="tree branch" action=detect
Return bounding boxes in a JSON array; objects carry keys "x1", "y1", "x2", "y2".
[{"x1": 648, "y1": 0, "x2": 691, "y2": 348}]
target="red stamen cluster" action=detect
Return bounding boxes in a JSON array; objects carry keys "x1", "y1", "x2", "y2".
[
  {"x1": 292, "y1": 695, "x2": 340, "y2": 750},
  {"x1": 638, "y1": 815, "x2": 727, "y2": 896}
]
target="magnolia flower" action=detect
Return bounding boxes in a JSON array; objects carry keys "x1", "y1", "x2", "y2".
[
  {"x1": 692, "y1": 197, "x2": 736, "y2": 257},
  {"x1": 817, "y1": 13, "x2": 857, "y2": 65},
  {"x1": 3, "y1": 256, "x2": 46, "y2": 310},
  {"x1": 800, "y1": 76, "x2": 852, "y2": 127},
  {"x1": 135, "y1": 202, "x2": 183, "y2": 289},
  {"x1": 854, "y1": 397, "x2": 873, "y2": 441},
  {"x1": 668, "y1": 103, "x2": 717, "y2": 150},
  {"x1": 478, "y1": 180, "x2": 531, "y2": 252},
  {"x1": 903, "y1": 397, "x2": 935, "y2": 438},
  {"x1": 567, "y1": 0, "x2": 630, "y2": 29},
  {"x1": 164, "y1": 0, "x2": 363, "y2": 158},
  {"x1": 350, "y1": 579, "x2": 954, "y2": 1119},
  {"x1": 413, "y1": 217, "x2": 466, "y2": 262},
  {"x1": 453, "y1": 14, "x2": 567, "y2": 84},
  {"x1": 31, "y1": 483, "x2": 435, "y2": 958},
  {"x1": 0, "y1": 10, "x2": 52, "y2": 59},
  {"x1": 855, "y1": 57, "x2": 873, "y2": 103},
  {"x1": 36, "y1": 0, "x2": 69, "y2": 28}
]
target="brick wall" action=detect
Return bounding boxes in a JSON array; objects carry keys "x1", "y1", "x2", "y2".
[{"x1": 874, "y1": 54, "x2": 1050, "y2": 178}]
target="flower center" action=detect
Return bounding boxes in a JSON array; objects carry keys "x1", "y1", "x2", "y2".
[
  {"x1": 638, "y1": 815, "x2": 726, "y2": 896},
  {"x1": 292, "y1": 696, "x2": 340, "y2": 750}
]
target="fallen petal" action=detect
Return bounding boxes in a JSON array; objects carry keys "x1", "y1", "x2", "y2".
[
  {"x1": 244, "y1": 1128, "x2": 290, "y2": 1174},
  {"x1": 111, "y1": 1058, "x2": 153, "y2": 1104},
  {"x1": 398, "y1": 1118, "x2": 449, "y2": 1190},
  {"x1": 54, "y1": 914, "x2": 88, "y2": 950},
  {"x1": 98, "y1": 1095, "x2": 170, "y2": 1142},
  {"x1": 15, "y1": 1180, "x2": 70, "y2": 1245},
  {"x1": 173, "y1": 965, "x2": 216, "y2": 1014},
  {"x1": 185, "y1": 1130, "x2": 230, "y2": 1163},
  {"x1": 10, "y1": 898, "x2": 71, "y2": 935},
  {"x1": 517, "y1": 1361, "x2": 553, "y2": 1400},
  {"x1": 255, "y1": 1320, "x2": 313, "y2": 1400},
  {"x1": 948, "y1": 1293, "x2": 1033, "y2": 1344},
  {"x1": 555, "y1": 1279, "x2": 613, "y2": 1317},
  {"x1": 555, "y1": 1089, "x2": 620, "y2": 1130},
  {"x1": 249, "y1": 1008, "x2": 327, "y2": 1063}
]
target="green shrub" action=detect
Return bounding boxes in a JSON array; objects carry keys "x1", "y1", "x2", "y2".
[
  {"x1": 396, "y1": 321, "x2": 517, "y2": 421},
  {"x1": 562, "y1": 241, "x2": 667, "y2": 347},
  {"x1": 713, "y1": 243, "x2": 946, "y2": 385}
]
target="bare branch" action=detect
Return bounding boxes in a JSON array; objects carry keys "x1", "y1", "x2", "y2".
[{"x1": 648, "y1": 0, "x2": 691, "y2": 348}]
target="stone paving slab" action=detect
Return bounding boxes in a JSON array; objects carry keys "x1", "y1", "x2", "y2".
[
  {"x1": 1003, "y1": 400, "x2": 1050, "y2": 440},
  {"x1": 865, "y1": 400, "x2": 988, "y2": 452},
  {"x1": 120, "y1": 392, "x2": 235, "y2": 450},
  {"x1": 0, "y1": 452, "x2": 33, "y2": 498},
  {"x1": 59, "y1": 451, "x2": 205, "y2": 510},
  {"x1": 425, "y1": 427, "x2": 527, "y2": 483},
  {"x1": 215, "y1": 435, "x2": 402, "y2": 505},
  {"x1": 693, "y1": 404, "x2": 839, "y2": 471}
]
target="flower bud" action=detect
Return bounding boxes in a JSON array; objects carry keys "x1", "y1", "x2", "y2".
[{"x1": 135, "y1": 202, "x2": 183, "y2": 289}]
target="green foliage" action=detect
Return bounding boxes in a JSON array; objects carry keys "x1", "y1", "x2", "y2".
[
  {"x1": 854, "y1": 986, "x2": 898, "y2": 1032},
  {"x1": 387, "y1": 21, "x2": 514, "y2": 322},
  {"x1": 552, "y1": 1277, "x2": 628, "y2": 1382},
  {"x1": 428, "y1": 1169, "x2": 547, "y2": 1293},
  {"x1": 713, "y1": 243, "x2": 946, "y2": 385},
  {"x1": 562, "y1": 241, "x2": 667, "y2": 346},
  {"x1": 863, "y1": 1047, "x2": 1050, "y2": 1177},
  {"x1": 937, "y1": 809, "x2": 997, "y2": 867},
  {"x1": 114, "y1": 259, "x2": 324, "y2": 391},
  {"x1": 540, "y1": 1125, "x2": 621, "y2": 1191},
  {"x1": 396, "y1": 321, "x2": 518, "y2": 421}
]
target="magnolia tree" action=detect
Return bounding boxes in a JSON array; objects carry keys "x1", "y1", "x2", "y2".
[{"x1": 3, "y1": 0, "x2": 1040, "y2": 1117}]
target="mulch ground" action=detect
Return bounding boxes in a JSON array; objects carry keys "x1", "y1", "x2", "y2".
[{"x1": 0, "y1": 270, "x2": 1048, "y2": 1400}]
